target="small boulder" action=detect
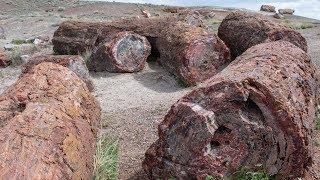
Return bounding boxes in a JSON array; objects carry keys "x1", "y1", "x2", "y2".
[
  {"x1": 260, "y1": 5, "x2": 276, "y2": 12},
  {"x1": 4, "y1": 43, "x2": 13, "y2": 51},
  {"x1": 141, "y1": 10, "x2": 151, "y2": 18},
  {"x1": 279, "y1": 9, "x2": 295, "y2": 15}
]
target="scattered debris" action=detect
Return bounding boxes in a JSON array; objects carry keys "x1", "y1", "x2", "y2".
[
  {"x1": 143, "y1": 41, "x2": 319, "y2": 179},
  {"x1": 0, "y1": 62, "x2": 101, "y2": 179},
  {"x1": 218, "y1": 11, "x2": 307, "y2": 59}
]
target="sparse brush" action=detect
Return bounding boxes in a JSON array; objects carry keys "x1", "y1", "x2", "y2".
[
  {"x1": 9, "y1": 49, "x2": 22, "y2": 66},
  {"x1": 0, "y1": 71, "x2": 4, "y2": 78},
  {"x1": 11, "y1": 39, "x2": 27, "y2": 45},
  {"x1": 316, "y1": 110, "x2": 320, "y2": 130},
  {"x1": 94, "y1": 136, "x2": 119, "y2": 180},
  {"x1": 235, "y1": 168, "x2": 270, "y2": 180}
]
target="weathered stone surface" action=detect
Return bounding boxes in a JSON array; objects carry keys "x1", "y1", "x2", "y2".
[
  {"x1": 21, "y1": 55, "x2": 94, "y2": 91},
  {"x1": 157, "y1": 22, "x2": 231, "y2": 86},
  {"x1": 53, "y1": 18, "x2": 229, "y2": 85},
  {"x1": 0, "y1": 62, "x2": 101, "y2": 179},
  {"x1": 53, "y1": 17, "x2": 203, "y2": 56},
  {"x1": 218, "y1": 11, "x2": 307, "y2": 59},
  {"x1": 260, "y1": 5, "x2": 276, "y2": 12},
  {"x1": 143, "y1": 41, "x2": 319, "y2": 179},
  {"x1": 0, "y1": 50, "x2": 10, "y2": 68},
  {"x1": 91, "y1": 31, "x2": 151, "y2": 73},
  {"x1": 279, "y1": 9, "x2": 295, "y2": 15}
]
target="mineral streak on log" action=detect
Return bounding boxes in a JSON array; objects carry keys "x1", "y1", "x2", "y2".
[
  {"x1": 143, "y1": 41, "x2": 319, "y2": 179},
  {"x1": 156, "y1": 22, "x2": 231, "y2": 86},
  {"x1": 21, "y1": 55, "x2": 94, "y2": 91},
  {"x1": 0, "y1": 62, "x2": 101, "y2": 179},
  {"x1": 91, "y1": 31, "x2": 151, "y2": 72},
  {"x1": 218, "y1": 11, "x2": 308, "y2": 59}
]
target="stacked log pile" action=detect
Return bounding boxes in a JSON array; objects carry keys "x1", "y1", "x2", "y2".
[
  {"x1": 143, "y1": 41, "x2": 319, "y2": 179},
  {"x1": 218, "y1": 11, "x2": 307, "y2": 59},
  {"x1": 0, "y1": 62, "x2": 101, "y2": 179}
]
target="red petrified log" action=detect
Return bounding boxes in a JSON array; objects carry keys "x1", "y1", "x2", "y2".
[
  {"x1": 156, "y1": 22, "x2": 231, "y2": 86},
  {"x1": 91, "y1": 31, "x2": 151, "y2": 72},
  {"x1": 143, "y1": 41, "x2": 319, "y2": 179},
  {"x1": 0, "y1": 62, "x2": 101, "y2": 179},
  {"x1": 218, "y1": 11, "x2": 307, "y2": 59},
  {"x1": 21, "y1": 55, "x2": 94, "y2": 91}
]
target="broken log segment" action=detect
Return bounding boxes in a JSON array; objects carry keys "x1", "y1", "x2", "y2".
[
  {"x1": 0, "y1": 62, "x2": 101, "y2": 179},
  {"x1": 156, "y1": 22, "x2": 231, "y2": 86},
  {"x1": 143, "y1": 41, "x2": 319, "y2": 179},
  {"x1": 91, "y1": 31, "x2": 151, "y2": 72},
  {"x1": 21, "y1": 55, "x2": 94, "y2": 91},
  {"x1": 218, "y1": 11, "x2": 307, "y2": 59},
  {"x1": 53, "y1": 16, "x2": 203, "y2": 56}
]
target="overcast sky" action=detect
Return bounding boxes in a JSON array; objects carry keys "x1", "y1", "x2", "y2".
[{"x1": 96, "y1": 0, "x2": 320, "y2": 19}]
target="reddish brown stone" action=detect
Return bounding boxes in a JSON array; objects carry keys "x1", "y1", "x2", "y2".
[
  {"x1": 91, "y1": 31, "x2": 151, "y2": 73},
  {"x1": 21, "y1": 55, "x2": 94, "y2": 91},
  {"x1": 0, "y1": 62, "x2": 101, "y2": 179},
  {"x1": 143, "y1": 41, "x2": 319, "y2": 179},
  {"x1": 0, "y1": 50, "x2": 10, "y2": 68},
  {"x1": 156, "y1": 22, "x2": 231, "y2": 86},
  {"x1": 218, "y1": 11, "x2": 307, "y2": 59},
  {"x1": 260, "y1": 5, "x2": 276, "y2": 12}
]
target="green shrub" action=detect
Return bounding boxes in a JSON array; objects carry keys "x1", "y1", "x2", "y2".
[
  {"x1": 94, "y1": 136, "x2": 119, "y2": 180},
  {"x1": 235, "y1": 168, "x2": 270, "y2": 180}
]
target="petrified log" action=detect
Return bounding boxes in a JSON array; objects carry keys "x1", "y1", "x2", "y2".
[
  {"x1": 143, "y1": 41, "x2": 319, "y2": 179},
  {"x1": 156, "y1": 22, "x2": 231, "y2": 86},
  {"x1": 53, "y1": 16, "x2": 203, "y2": 55},
  {"x1": 21, "y1": 55, "x2": 94, "y2": 91},
  {"x1": 0, "y1": 62, "x2": 101, "y2": 179},
  {"x1": 260, "y1": 5, "x2": 276, "y2": 12},
  {"x1": 218, "y1": 11, "x2": 307, "y2": 59},
  {"x1": 91, "y1": 31, "x2": 151, "y2": 72}
]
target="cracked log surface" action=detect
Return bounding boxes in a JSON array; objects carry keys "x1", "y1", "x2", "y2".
[
  {"x1": 0, "y1": 62, "x2": 101, "y2": 179},
  {"x1": 52, "y1": 16, "x2": 202, "y2": 55},
  {"x1": 143, "y1": 41, "x2": 319, "y2": 179},
  {"x1": 91, "y1": 31, "x2": 151, "y2": 73},
  {"x1": 21, "y1": 55, "x2": 94, "y2": 91},
  {"x1": 53, "y1": 18, "x2": 230, "y2": 86},
  {"x1": 156, "y1": 22, "x2": 231, "y2": 86},
  {"x1": 218, "y1": 11, "x2": 308, "y2": 59}
]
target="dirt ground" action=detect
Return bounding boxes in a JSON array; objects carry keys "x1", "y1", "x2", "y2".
[{"x1": 0, "y1": 0, "x2": 320, "y2": 179}]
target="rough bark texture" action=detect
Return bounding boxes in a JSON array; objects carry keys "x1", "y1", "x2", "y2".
[
  {"x1": 53, "y1": 16, "x2": 203, "y2": 55},
  {"x1": 218, "y1": 11, "x2": 307, "y2": 59},
  {"x1": 0, "y1": 62, "x2": 101, "y2": 179},
  {"x1": 91, "y1": 31, "x2": 151, "y2": 72},
  {"x1": 21, "y1": 55, "x2": 94, "y2": 91},
  {"x1": 0, "y1": 50, "x2": 10, "y2": 68},
  {"x1": 156, "y1": 22, "x2": 231, "y2": 86},
  {"x1": 143, "y1": 41, "x2": 319, "y2": 179}
]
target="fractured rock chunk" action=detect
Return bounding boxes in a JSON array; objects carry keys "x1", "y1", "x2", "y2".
[
  {"x1": 0, "y1": 62, "x2": 101, "y2": 179},
  {"x1": 21, "y1": 55, "x2": 94, "y2": 91},
  {"x1": 157, "y1": 22, "x2": 231, "y2": 86},
  {"x1": 143, "y1": 41, "x2": 319, "y2": 179},
  {"x1": 260, "y1": 5, "x2": 276, "y2": 12},
  {"x1": 218, "y1": 11, "x2": 307, "y2": 59},
  {"x1": 91, "y1": 31, "x2": 151, "y2": 73}
]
